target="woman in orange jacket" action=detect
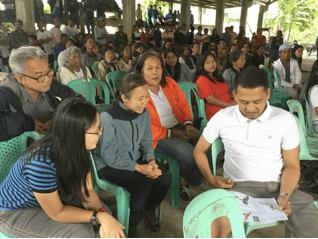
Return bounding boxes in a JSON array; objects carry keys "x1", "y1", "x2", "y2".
[{"x1": 134, "y1": 52, "x2": 206, "y2": 203}]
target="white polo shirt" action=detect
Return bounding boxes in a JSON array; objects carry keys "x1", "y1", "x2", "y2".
[
  {"x1": 37, "y1": 30, "x2": 52, "y2": 55},
  {"x1": 149, "y1": 86, "x2": 179, "y2": 128},
  {"x1": 203, "y1": 102, "x2": 300, "y2": 183}
]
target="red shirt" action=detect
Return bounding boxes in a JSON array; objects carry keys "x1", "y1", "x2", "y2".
[
  {"x1": 253, "y1": 35, "x2": 266, "y2": 45},
  {"x1": 196, "y1": 75, "x2": 233, "y2": 120}
]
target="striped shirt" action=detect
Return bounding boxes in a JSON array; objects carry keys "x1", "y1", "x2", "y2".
[{"x1": 0, "y1": 146, "x2": 57, "y2": 210}]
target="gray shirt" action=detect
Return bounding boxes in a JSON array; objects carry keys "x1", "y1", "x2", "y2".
[
  {"x1": 81, "y1": 51, "x2": 102, "y2": 69},
  {"x1": 282, "y1": 60, "x2": 291, "y2": 83},
  {"x1": 0, "y1": 74, "x2": 54, "y2": 123},
  {"x1": 222, "y1": 69, "x2": 237, "y2": 92}
]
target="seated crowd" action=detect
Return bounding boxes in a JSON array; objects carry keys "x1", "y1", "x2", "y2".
[{"x1": 0, "y1": 16, "x2": 318, "y2": 239}]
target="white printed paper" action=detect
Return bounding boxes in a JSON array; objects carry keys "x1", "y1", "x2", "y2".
[{"x1": 230, "y1": 191, "x2": 288, "y2": 224}]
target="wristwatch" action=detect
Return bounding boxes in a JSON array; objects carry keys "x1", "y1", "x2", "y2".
[
  {"x1": 279, "y1": 192, "x2": 290, "y2": 202},
  {"x1": 90, "y1": 210, "x2": 99, "y2": 227}
]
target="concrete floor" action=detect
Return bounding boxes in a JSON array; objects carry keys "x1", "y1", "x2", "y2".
[{"x1": 98, "y1": 54, "x2": 318, "y2": 238}]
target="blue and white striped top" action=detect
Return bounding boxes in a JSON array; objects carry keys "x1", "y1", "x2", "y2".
[{"x1": 0, "y1": 145, "x2": 57, "y2": 210}]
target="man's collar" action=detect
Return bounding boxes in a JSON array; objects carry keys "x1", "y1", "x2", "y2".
[{"x1": 236, "y1": 101, "x2": 271, "y2": 123}]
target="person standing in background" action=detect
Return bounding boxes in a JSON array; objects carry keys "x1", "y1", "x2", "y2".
[
  {"x1": 152, "y1": 5, "x2": 159, "y2": 26},
  {"x1": 51, "y1": 0, "x2": 63, "y2": 24},
  {"x1": 50, "y1": 17, "x2": 62, "y2": 49},
  {"x1": 37, "y1": 20, "x2": 54, "y2": 67},
  {"x1": 157, "y1": 7, "x2": 164, "y2": 25},
  {"x1": 136, "y1": 3, "x2": 143, "y2": 28},
  {"x1": 96, "y1": 0, "x2": 105, "y2": 18},
  {"x1": 68, "y1": 0, "x2": 80, "y2": 28},
  {"x1": 82, "y1": 0, "x2": 96, "y2": 35},
  {"x1": 147, "y1": 5, "x2": 153, "y2": 26}
]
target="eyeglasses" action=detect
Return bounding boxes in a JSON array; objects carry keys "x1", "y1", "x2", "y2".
[
  {"x1": 21, "y1": 69, "x2": 54, "y2": 83},
  {"x1": 86, "y1": 126, "x2": 103, "y2": 135}
]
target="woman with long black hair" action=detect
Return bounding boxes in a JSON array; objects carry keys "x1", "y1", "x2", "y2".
[
  {"x1": 222, "y1": 49, "x2": 245, "y2": 92},
  {"x1": 0, "y1": 97, "x2": 125, "y2": 238},
  {"x1": 195, "y1": 52, "x2": 236, "y2": 120},
  {"x1": 165, "y1": 48, "x2": 193, "y2": 82}
]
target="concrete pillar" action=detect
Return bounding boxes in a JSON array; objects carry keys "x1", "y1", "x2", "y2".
[
  {"x1": 122, "y1": 0, "x2": 135, "y2": 41},
  {"x1": 215, "y1": 0, "x2": 225, "y2": 35},
  {"x1": 15, "y1": 0, "x2": 36, "y2": 33},
  {"x1": 169, "y1": 2, "x2": 173, "y2": 12},
  {"x1": 198, "y1": 6, "x2": 202, "y2": 25},
  {"x1": 257, "y1": 5, "x2": 268, "y2": 30},
  {"x1": 240, "y1": 0, "x2": 252, "y2": 30},
  {"x1": 180, "y1": 0, "x2": 191, "y2": 29}
]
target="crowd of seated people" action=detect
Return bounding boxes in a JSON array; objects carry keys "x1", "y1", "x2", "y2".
[{"x1": 1, "y1": 10, "x2": 318, "y2": 238}]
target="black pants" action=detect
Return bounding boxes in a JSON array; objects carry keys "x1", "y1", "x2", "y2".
[{"x1": 98, "y1": 161, "x2": 171, "y2": 227}]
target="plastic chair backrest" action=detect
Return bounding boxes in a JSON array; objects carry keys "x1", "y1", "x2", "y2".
[
  {"x1": 259, "y1": 65, "x2": 273, "y2": 91},
  {"x1": 177, "y1": 81, "x2": 208, "y2": 131},
  {"x1": 287, "y1": 99, "x2": 306, "y2": 134},
  {"x1": 292, "y1": 115, "x2": 317, "y2": 161},
  {"x1": 304, "y1": 96, "x2": 318, "y2": 138},
  {"x1": 211, "y1": 137, "x2": 224, "y2": 176},
  {"x1": 0, "y1": 132, "x2": 41, "y2": 183},
  {"x1": 54, "y1": 60, "x2": 59, "y2": 73},
  {"x1": 183, "y1": 189, "x2": 245, "y2": 238},
  {"x1": 92, "y1": 62, "x2": 99, "y2": 77},
  {"x1": 272, "y1": 64, "x2": 283, "y2": 93},
  {"x1": 105, "y1": 71, "x2": 126, "y2": 99},
  {"x1": 66, "y1": 78, "x2": 110, "y2": 105}
]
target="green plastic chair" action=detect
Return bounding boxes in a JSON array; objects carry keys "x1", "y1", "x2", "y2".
[
  {"x1": 287, "y1": 99, "x2": 318, "y2": 155},
  {"x1": 54, "y1": 60, "x2": 59, "y2": 73},
  {"x1": 90, "y1": 152, "x2": 162, "y2": 237},
  {"x1": 155, "y1": 152, "x2": 180, "y2": 207},
  {"x1": 66, "y1": 78, "x2": 110, "y2": 114},
  {"x1": 272, "y1": 64, "x2": 284, "y2": 93},
  {"x1": 0, "y1": 131, "x2": 41, "y2": 238},
  {"x1": 92, "y1": 62, "x2": 99, "y2": 78},
  {"x1": 177, "y1": 82, "x2": 208, "y2": 131},
  {"x1": 211, "y1": 123, "x2": 317, "y2": 237},
  {"x1": 304, "y1": 96, "x2": 318, "y2": 138},
  {"x1": 259, "y1": 65, "x2": 289, "y2": 109},
  {"x1": 105, "y1": 71, "x2": 126, "y2": 100},
  {"x1": 183, "y1": 189, "x2": 246, "y2": 238}
]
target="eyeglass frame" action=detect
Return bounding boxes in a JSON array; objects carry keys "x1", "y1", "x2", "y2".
[
  {"x1": 86, "y1": 126, "x2": 103, "y2": 135},
  {"x1": 21, "y1": 69, "x2": 54, "y2": 83}
]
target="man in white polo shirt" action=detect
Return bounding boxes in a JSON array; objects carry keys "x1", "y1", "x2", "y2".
[{"x1": 194, "y1": 67, "x2": 318, "y2": 238}]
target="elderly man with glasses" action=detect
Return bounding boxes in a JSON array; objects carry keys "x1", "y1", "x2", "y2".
[{"x1": 0, "y1": 46, "x2": 78, "y2": 142}]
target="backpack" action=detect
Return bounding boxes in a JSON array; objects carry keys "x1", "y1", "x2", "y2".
[{"x1": 298, "y1": 160, "x2": 318, "y2": 195}]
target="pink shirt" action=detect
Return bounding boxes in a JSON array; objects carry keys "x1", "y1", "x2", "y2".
[{"x1": 50, "y1": 27, "x2": 62, "y2": 47}]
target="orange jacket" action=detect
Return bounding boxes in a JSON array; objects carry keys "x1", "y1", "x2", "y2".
[{"x1": 146, "y1": 77, "x2": 193, "y2": 149}]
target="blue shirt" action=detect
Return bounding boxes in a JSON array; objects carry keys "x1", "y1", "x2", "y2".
[
  {"x1": 165, "y1": 13, "x2": 173, "y2": 20},
  {"x1": 190, "y1": 14, "x2": 194, "y2": 24},
  {"x1": 0, "y1": 145, "x2": 57, "y2": 210},
  {"x1": 152, "y1": 9, "x2": 159, "y2": 19},
  {"x1": 54, "y1": 42, "x2": 66, "y2": 59}
]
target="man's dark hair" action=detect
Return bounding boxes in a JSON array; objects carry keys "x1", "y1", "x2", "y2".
[
  {"x1": 234, "y1": 67, "x2": 269, "y2": 92},
  {"x1": 61, "y1": 33, "x2": 68, "y2": 39}
]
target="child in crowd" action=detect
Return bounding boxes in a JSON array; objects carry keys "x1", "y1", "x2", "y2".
[
  {"x1": 132, "y1": 42, "x2": 144, "y2": 58},
  {"x1": 54, "y1": 33, "x2": 68, "y2": 58},
  {"x1": 62, "y1": 18, "x2": 79, "y2": 40},
  {"x1": 179, "y1": 44, "x2": 195, "y2": 70},
  {"x1": 94, "y1": 17, "x2": 110, "y2": 47},
  {"x1": 190, "y1": 42, "x2": 200, "y2": 65},
  {"x1": 36, "y1": 20, "x2": 54, "y2": 66}
]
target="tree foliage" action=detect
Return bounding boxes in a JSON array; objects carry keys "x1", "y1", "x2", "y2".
[{"x1": 264, "y1": 0, "x2": 317, "y2": 42}]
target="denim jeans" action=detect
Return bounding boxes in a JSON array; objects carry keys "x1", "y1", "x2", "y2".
[
  {"x1": 154, "y1": 126, "x2": 208, "y2": 188},
  {"x1": 69, "y1": 9, "x2": 79, "y2": 28}
]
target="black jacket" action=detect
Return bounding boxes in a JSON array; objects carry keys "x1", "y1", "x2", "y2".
[{"x1": 0, "y1": 76, "x2": 78, "y2": 142}]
